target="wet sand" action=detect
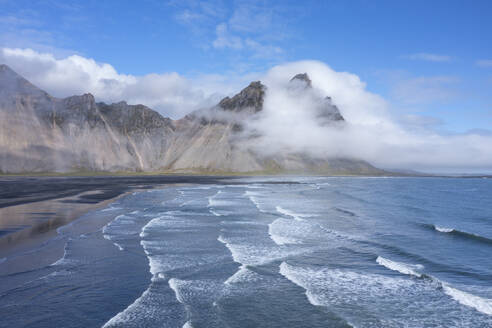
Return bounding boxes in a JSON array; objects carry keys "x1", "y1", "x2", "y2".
[{"x1": 0, "y1": 175, "x2": 229, "y2": 260}]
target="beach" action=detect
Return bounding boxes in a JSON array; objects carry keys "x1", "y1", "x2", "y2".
[{"x1": 0, "y1": 175, "x2": 227, "y2": 276}]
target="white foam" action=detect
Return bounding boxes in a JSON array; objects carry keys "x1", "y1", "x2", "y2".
[
  {"x1": 102, "y1": 289, "x2": 151, "y2": 327},
  {"x1": 376, "y1": 256, "x2": 423, "y2": 278},
  {"x1": 280, "y1": 261, "x2": 422, "y2": 305},
  {"x1": 217, "y1": 235, "x2": 270, "y2": 266},
  {"x1": 187, "y1": 186, "x2": 213, "y2": 190},
  {"x1": 207, "y1": 190, "x2": 234, "y2": 216},
  {"x1": 102, "y1": 229, "x2": 125, "y2": 251},
  {"x1": 268, "y1": 218, "x2": 302, "y2": 245},
  {"x1": 165, "y1": 210, "x2": 213, "y2": 217},
  {"x1": 224, "y1": 265, "x2": 262, "y2": 285},
  {"x1": 210, "y1": 209, "x2": 223, "y2": 217},
  {"x1": 276, "y1": 206, "x2": 314, "y2": 221},
  {"x1": 168, "y1": 277, "x2": 218, "y2": 304},
  {"x1": 101, "y1": 206, "x2": 122, "y2": 212},
  {"x1": 207, "y1": 190, "x2": 223, "y2": 207},
  {"x1": 50, "y1": 239, "x2": 78, "y2": 266},
  {"x1": 102, "y1": 283, "x2": 179, "y2": 328},
  {"x1": 435, "y1": 226, "x2": 454, "y2": 233},
  {"x1": 218, "y1": 233, "x2": 306, "y2": 269},
  {"x1": 279, "y1": 262, "x2": 324, "y2": 306},
  {"x1": 280, "y1": 261, "x2": 492, "y2": 325},
  {"x1": 139, "y1": 217, "x2": 161, "y2": 238},
  {"x1": 217, "y1": 234, "x2": 241, "y2": 263},
  {"x1": 183, "y1": 321, "x2": 193, "y2": 328},
  {"x1": 443, "y1": 284, "x2": 492, "y2": 316},
  {"x1": 244, "y1": 191, "x2": 267, "y2": 212},
  {"x1": 179, "y1": 199, "x2": 195, "y2": 207},
  {"x1": 51, "y1": 255, "x2": 77, "y2": 266},
  {"x1": 169, "y1": 278, "x2": 185, "y2": 303},
  {"x1": 102, "y1": 214, "x2": 144, "y2": 250},
  {"x1": 220, "y1": 220, "x2": 263, "y2": 226}
]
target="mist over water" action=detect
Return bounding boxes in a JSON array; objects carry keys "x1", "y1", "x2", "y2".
[{"x1": 1, "y1": 177, "x2": 491, "y2": 327}]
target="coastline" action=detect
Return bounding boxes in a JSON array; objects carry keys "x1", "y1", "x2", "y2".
[
  {"x1": 0, "y1": 190, "x2": 131, "y2": 259},
  {"x1": 0, "y1": 175, "x2": 227, "y2": 276},
  {"x1": 1, "y1": 174, "x2": 489, "y2": 274}
]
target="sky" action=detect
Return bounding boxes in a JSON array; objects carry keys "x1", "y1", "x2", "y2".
[{"x1": 0, "y1": 0, "x2": 491, "y2": 172}]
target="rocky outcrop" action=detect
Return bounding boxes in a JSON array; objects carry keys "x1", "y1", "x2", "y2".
[
  {"x1": 290, "y1": 73, "x2": 312, "y2": 88},
  {"x1": 218, "y1": 81, "x2": 265, "y2": 113},
  {"x1": 0, "y1": 64, "x2": 383, "y2": 174}
]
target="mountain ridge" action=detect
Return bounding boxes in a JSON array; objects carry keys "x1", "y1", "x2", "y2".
[{"x1": 0, "y1": 64, "x2": 384, "y2": 175}]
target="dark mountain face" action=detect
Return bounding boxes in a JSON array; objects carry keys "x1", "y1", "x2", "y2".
[
  {"x1": 218, "y1": 81, "x2": 265, "y2": 113},
  {"x1": 0, "y1": 64, "x2": 383, "y2": 174},
  {"x1": 290, "y1": 72, "x2": 312, "y2": 88},
  {"x1": 215, "y1": 72, "x2": 344, "y2": 124},
  {"x1": 98, "y1": 101, "x2": 174, "y2": 135}
]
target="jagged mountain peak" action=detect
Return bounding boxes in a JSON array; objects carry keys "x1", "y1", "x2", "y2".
[
  {"x1": 290, "y1": 73, "x2": 312, "y2": 88},
  {"x1": 64, "y1": 93, "x2": 96, "y2": 102},
  {"x1": 0, "y1": 64, "x2": 48, "y2": 97},
  {"x1": 218, "y1": 81, "x2": 265, "y2": 113}
]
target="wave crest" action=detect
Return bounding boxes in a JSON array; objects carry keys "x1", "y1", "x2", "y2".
[{"x1": 376, "y1": 256, "x2": 423, "y2": 278}]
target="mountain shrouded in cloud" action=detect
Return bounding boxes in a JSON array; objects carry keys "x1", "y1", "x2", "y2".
[
  {"x1": 0, "y1": 48, "x2": 491, "y2": 173},
  {"x1": 0, "y1": 63, "x2": 380, "y2": 174}
]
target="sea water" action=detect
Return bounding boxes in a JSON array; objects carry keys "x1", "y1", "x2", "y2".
[{"x1": 0, "y1": 177, "x2": 491, "y2": 327}]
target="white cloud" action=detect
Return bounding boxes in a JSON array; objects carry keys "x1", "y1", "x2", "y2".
[
  {"x1": 228, "y1": 3, "x2": 274, "y2": 33},
  {"x1": 2, "y1": 48, "x2": 491, "y2": 172},
  {"x1": 244, "y1": 61, "x2": 492, "y2": 173},
  {"x1": 476, "y1": 59, "x2": 492, "y2": 67},
  {"x1": 0, "y1": 47, "x2": 231, "y2": 118},
  {"x1": 0, "y1": 14, "x2": 39, "y2": 26},
  {"x1": 392, "y1": 76, "x2": 459, "y2": 104},
  {"x1": 175, "y1": 10, "x2": 202, "y2": 24},
  {"x1": 244, "y1": 39, "x2": 283, "y2": 58},
  {"x1": 403, "y1": 53, "x2": 453, "y2": 62},
  {"x1": 212, "y1": 23, "x2": 243, "y2": 49},
  {"x1": 398, "y1": 114, "x2": 443, "y2": 131},
  {"x1": 175, "y1": 1, "x2": 287, "y2": 61},
  {"x1": 212, "y1": 22, "x2": 284, "y2": 60}
]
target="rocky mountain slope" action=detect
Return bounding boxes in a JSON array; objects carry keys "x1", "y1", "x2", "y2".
[{"x1": 0, "y1": 64, "x2": 383, "y2": 174}]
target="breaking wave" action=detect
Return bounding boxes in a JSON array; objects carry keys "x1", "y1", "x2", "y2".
[
  {"x1": 422, "y1": 224, "x2": 492, "y2": 244},
  {"x1": 443, "y1": 284, "x2": 492, "y2": 316},
  {"x1": 276, "y1": 206, "x2": 315, "y2": 221},
  {"x1": 376, "y1": 256, "x2": 423, "y2": 278}
]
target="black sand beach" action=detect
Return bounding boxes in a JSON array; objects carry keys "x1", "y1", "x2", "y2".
[{"x1": 0, "y1": 175, "x2": 228, "y2": 261}]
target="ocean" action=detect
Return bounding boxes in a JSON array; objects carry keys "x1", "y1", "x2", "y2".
[{"x1": 1, "y1": 177, "x2": 491, "y2": 327}]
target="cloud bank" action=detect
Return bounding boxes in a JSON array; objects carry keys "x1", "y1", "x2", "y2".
[
  {"x1": 0, "y1": 47, "x2": 239, "y2": 118},
  {"x1": 247, "y1": 61, "x2": 492, "y2": 173},
  {"x1": 1, "y1": 48, "x2": 491, "y2": 173}
]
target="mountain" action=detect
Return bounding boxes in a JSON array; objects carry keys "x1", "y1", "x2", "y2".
[{"x1": 0, "y1": 64, "x2": 383, "y2": 174}]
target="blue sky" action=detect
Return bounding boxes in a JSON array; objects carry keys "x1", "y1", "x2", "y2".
[{"x1": 1, "y1": 0, "x2": 491, "y2": 134}]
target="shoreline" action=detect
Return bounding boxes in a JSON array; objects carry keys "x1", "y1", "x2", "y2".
[
  {"x1": 1, "y1": 171, "x2": 490, "y2": 179},
  {"x1": 0, "y1": 176, "x2": 228, "y2": 262},
  {"x1": 0, "y1": 181, "x2": 189, "y2": 279},
  {"x1": 0, "y1": 190, "x2": 131, "y2": 260}
]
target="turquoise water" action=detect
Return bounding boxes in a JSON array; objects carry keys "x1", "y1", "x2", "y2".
[{"x1": 1, "y1": 177, "x2": 491, "y2": 327}]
